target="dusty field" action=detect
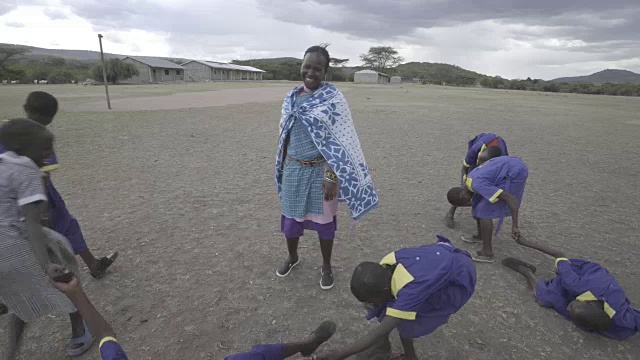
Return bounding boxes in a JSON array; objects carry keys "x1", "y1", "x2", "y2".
[{"x1": 0, "y1": 82, "x2": 639, "y2": 360}]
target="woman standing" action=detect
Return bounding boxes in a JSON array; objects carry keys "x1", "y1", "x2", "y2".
[{"x1": 275, "y1": 45, "x2": 378, "y2": 290}]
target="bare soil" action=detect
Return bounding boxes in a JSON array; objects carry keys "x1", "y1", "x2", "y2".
[{"x1": 0, "y1": 83, "x2": 639, "y2": 359}]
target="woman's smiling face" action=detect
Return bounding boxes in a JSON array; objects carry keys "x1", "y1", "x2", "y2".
[{"x1": 301, "y1": 52, "x2": 327, "y2": 90}]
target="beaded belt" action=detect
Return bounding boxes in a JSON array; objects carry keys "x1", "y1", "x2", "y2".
[{"x1": 289, "y1": 156, "x2": 326, "y2": 166}]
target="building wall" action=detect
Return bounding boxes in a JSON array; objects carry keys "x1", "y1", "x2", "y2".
[
  {"x1": 378, "y1": 75, "x2": 390, "y2": 84},
  {"x1": 390, "y1": 76, "x2": 402, "y2": 84},
  {"x1": 184, "y1": 62, "x2": 211, "y2": 82},
  {"x1": 121, "y1": 59, "x2": 152, "y2": 84},
  {"x1": 157, "y1": 68, "x2": 183, "y2": 82},
  {"x1": 354, "y1": 72, "x2": 380, "y2": 84}
]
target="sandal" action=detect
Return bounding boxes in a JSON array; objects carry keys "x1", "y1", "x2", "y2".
[
  {"x1": 472, "y1": 254, "x2": 495, "y2": 263},
  {"x1": 91, "y1": 252, "x2": 119, "y2": 279},
  {"x1": 320, "y1": 269, "x2": 334, "y2": 290},
  {"x1": 502, "y1": 257, "x2": 537, "y2": 274},
  {"x1": 461, "y1": 235, "x2": 482, "y2": 244},
  {"x1": 67, "y1": 324, "x2": 95, "y2": 357},
  {"x1": 276, "y1": 257, "x2": 300, "y2": 277},
  {"x1": 300, "y1": 320, "x2": 337, "y2": 356}
]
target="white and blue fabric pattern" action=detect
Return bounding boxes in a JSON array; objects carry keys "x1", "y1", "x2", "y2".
[{"x1": 275, "y1": 83, "x2": 379, "y2": 220}]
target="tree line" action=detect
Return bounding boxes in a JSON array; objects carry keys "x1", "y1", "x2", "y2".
[{"x1": 2, "y1": 45, "x2": 639, "y2": 96}]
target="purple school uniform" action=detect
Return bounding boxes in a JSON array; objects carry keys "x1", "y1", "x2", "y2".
[
  {"x1": 464, "y1": 133, "x2": 508, "y2": 172},
  {"x1": 225, "y1": 344, "x2": 285, "y2": 360},
  {"x1": 99, "y1": 338, "x2": 129, "y2": 360},
  {"x1": 465, "y1": 156, "x2": 528, "y2": 220},
  {"x1": 366, "y1": 236, "x2": 476, "y2": 339},
  {"x1": 536, "y1": 258, "x2": 640, "y2": 340},
  {"x1": 0, "y1": 143, "x2": 89, "y2": 255}
]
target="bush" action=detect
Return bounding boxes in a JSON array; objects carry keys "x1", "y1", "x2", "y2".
[{"x1": 49, "y1": 70, "x2": 76, "y2": 84}]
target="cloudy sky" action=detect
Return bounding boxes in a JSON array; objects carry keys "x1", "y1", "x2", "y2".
[{"x1": 1, "y1": 0, "x2": 639, "y2": 80}]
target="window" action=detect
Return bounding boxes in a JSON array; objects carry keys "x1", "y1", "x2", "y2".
[
  {"x1": 214, "y1": 69, "x2": 217, "y2": 74},
  {"x1": 176, "y1": 70, "x2": 181, "y2": 75},
  {"x1": 165, "y1": 70, "x2": 170, "y2": 75}
]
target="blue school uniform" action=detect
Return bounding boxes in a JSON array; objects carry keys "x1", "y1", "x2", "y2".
[
  {"x1": 536, "y1": 258, "x2": 640, "y2": 340},
  {"x1": 463, "y1": 133, "x2": 508, "y2": 172},
  {"x1": 225, "y1": 344, "x2": 285, "y2": 360},
  {"x1": 0, "y1": 142, "x2": 89, "y2": 254},
  {"x1": 366, "y1": 236, "x2": 476, "y2": 339},
  {"x1": 99, "y1": 337, "x2": 129, "y2": 359},
  {"x1": 465, "y1": 156, "x2": 528, "y2": 220}
]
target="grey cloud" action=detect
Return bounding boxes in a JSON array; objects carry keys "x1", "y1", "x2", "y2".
[{"x1": 43, "y1": 8, "x2": 69, "y2": 20}]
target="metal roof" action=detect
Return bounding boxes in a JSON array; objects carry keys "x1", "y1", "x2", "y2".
[
  {"x1": 124, "y1": 56, "x2": 185, "y2": 69},
  {"x1": 355, "y1": 69, "x2": 389, "y2": 76},
  {"x1": 182, "y1": 60, "x2": 265, "y2": 73}
]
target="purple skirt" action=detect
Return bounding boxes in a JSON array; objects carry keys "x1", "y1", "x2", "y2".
[
  {"x1": 281, "y1": 215, "x2": 337, "y2": 240},
  {"x1": 225, "y1": 344, "x2": 285, "y2": 360}
]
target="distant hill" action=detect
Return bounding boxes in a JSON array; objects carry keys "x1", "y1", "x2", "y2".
[
  {"x1": 392, "y1": 62, "x2": 486, "y2": 83},
  {"x1": 0, "y1": 43, "x2": 189, "y2": 64},
  {"x1": 552, "y1": 69, "x2": 640, "y2": 84}
]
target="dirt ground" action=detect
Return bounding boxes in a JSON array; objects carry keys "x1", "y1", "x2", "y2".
[{"x1": 0, "y1": 82, "x2": 639, "y2": 360}]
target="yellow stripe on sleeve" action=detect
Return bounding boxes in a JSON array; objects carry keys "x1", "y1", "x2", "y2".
[
  {"x1": 40, "y1": 164, "x2": 60, "y2": 172},
  {"x1": 465, "y1": 177, "x2": 474, "y2": 192},
  {"x1": 463, "y1": 160, "x2": 471, "y2": 168},
  {"x1": 99, "y1": 337, "x2": 118, "y2": 349},
  {"x1": 489, "y1": 189, "x2": 504, "y2": 203},
  {"x1": 386, "y1": 308, "x2": 417, "y2": 320},
  {"x1": 554, "y1": 258, "x2": 569, "y2": 268}
]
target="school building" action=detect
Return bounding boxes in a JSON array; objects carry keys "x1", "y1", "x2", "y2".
[
  {"x1": 182, "y1": 60, "x2": 266, "y2": 82},
  {"x1": 121, "y1": 56, "x2": 185, "y2": 84},
  {"x1": 354, "y1": 69, "x2": 390, "y2": 84}
]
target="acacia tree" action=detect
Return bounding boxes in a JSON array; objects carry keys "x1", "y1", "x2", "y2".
[
  {"x1": 90, "y1": 58, "x2": 139, "y2": 84},
  {"x1": 0, "y1": 46, "x2": 30, "y2": 72},
  {"x1": 359, "y1": 46, "x2": 404, "y2": 72}
]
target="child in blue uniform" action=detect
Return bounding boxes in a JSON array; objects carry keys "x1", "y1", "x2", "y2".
[
  {"x1": 447, "y1": 155, "x2": 528, "y2": 263},
  {"x1": 0, "y1": 92, "x2": 118, "y2": 278},
  {"x1": 503, "y1": 236, "x2": 640, "y2": 340},
  {"x1": 317, "y1": 236, "x2": 476, "y2": 360},
  {"x1": 225, "y1": 321, "x2": 336, "y2": 360},
  {"x1": 445, "y1": 133, "x2": 508, "y2": 228}
]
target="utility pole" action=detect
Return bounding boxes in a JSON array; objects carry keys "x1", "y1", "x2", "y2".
[{"x1": 98, "y1": 34, "x2": 111, "y2": 110}]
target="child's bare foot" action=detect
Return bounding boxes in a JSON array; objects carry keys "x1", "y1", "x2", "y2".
[{"x1": 300, "y1": 321, "x2": 337, "y2": 356}]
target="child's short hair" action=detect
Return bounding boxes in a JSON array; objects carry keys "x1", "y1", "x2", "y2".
[
  {"x1": 0, "y1": 118, "x2": 51, "y2": 155},
  {"x1": 350, "y1": 262, "x2": 390, "y2": 302},
  {"x1": 447, "y1": 187, "x2": 470, "y2": 206},
  {"x1": 24, "y1": 91, "x2": 58, "y2": 125},
  {"x1": 570, "y1": 301, "x2": 613, "y2": 332},
  {"x1": 484, "y1": 146, "x2": 503, "y2": 160}
]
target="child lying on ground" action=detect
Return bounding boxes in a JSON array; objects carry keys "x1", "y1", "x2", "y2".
[{"x1": 503, "y1": 236, "x2": 640, "y2": 340}]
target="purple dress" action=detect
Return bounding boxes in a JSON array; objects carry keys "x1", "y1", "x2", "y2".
[
  {"x1": 464, "y1": 133, "x2": 508, "y2": 173},
  {"x1": 465, "y1": 156, "x2": 528, "y2": 220},
  {"x1": 536, "y1": 258, "x2": 640, "y2": 340},
  {"x1": 0, "y1": 143, "x2": 88, "y2": 254},
  {"x1": 225, "y1": 344, "x2": 285, "y2": 360},
  {"x1": 367, "y1": 236, "x2": 477, "y2": 339}
]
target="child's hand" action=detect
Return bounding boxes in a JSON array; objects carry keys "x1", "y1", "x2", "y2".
[
  {"x1": 48, "y1": 264, "x2": 82, "y2": 295},
  {"x1": 511, "y1": 226, "x2": 521, "y2": 241}
]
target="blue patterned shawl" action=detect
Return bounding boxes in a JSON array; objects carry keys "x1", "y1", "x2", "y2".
[{"x1": 275, "y1": 83, "x2": 379, "y2": 220}]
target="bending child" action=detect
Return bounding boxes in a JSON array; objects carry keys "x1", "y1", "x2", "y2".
[
  {"x1": 503, "y1": 236, "x2": 640, "y2": 340},
  {"x1": 447, "y1": 153, "x2": 528, "y2": 263},
  {"x1": 445, "y1": 132, "x2": 508, "y2": 228},
  {"x1": 317, "y1": 236, "x2": 476, "y2": 360}
]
